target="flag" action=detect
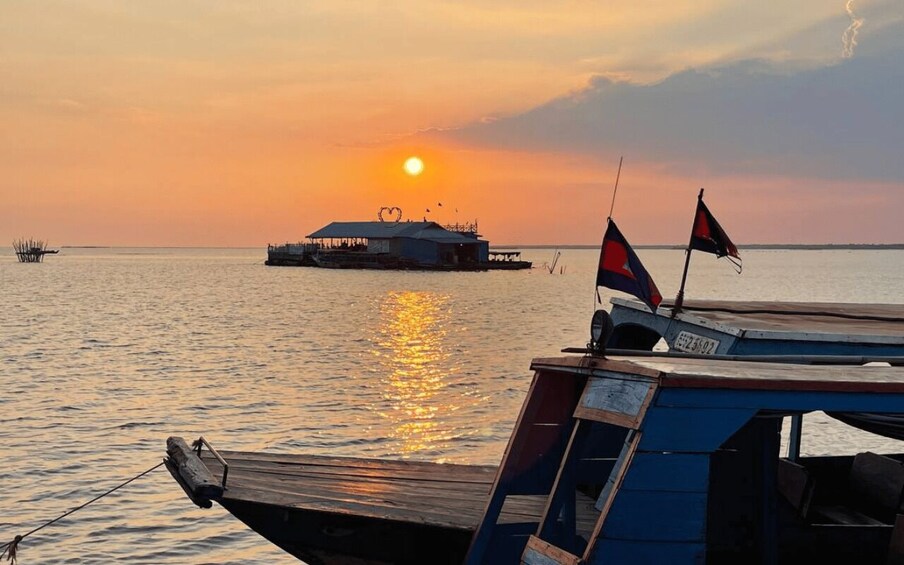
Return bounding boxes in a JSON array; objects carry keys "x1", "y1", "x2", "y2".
[
  {"x1": 689, "y1": 194, "x2": 741, "y2": 270},
  {"x1": 597, "y1": 220, "x2": 662, "y2": 311}
]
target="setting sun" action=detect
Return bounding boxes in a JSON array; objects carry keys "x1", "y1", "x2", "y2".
[{"x1": 403, "y1": 156, "x2": 424, "y2": 176}]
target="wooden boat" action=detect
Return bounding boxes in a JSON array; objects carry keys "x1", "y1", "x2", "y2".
[
  {"x1": 607, "y1": 297, "x2": 904, "y2": 357},
  {"x1": 166, "y1": 327, "x2": 904, "y2": 564},
  {"x1": 486, "y1": 251, "x2": 532, "y2": 270}
]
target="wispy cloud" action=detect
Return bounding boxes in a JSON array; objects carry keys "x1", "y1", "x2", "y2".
[{"x1": 842, "y1": 0, "x2": 865, "y2": 58}]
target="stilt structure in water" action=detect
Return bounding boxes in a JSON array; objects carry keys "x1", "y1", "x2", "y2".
[{"x1": 12, "y1": 238, "x2": 59, "y2": 263}]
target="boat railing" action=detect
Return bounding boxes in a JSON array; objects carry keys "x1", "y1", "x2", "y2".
[{"x1": 192, "y1": 436, "x2": 229, "y2": 489}]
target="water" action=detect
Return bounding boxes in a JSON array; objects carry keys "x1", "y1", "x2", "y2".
[{"x1": 2, "y1": 247, "x2": 903, "y2": 563}]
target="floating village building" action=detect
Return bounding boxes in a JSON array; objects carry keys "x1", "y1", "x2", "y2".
[{"x1": 267, "y1": 221, "x2": 529, "y2": 270}]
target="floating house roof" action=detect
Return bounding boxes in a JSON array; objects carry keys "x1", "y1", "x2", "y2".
[{"x1": 307, "y1": 221, "x2": 481, "y2": 244}]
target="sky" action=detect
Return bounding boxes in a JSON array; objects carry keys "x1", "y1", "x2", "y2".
[{"x1": 2, "y1": 1, "x2": 902, "y2": 246}]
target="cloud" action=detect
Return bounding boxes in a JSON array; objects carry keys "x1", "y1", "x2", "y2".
[{"x1": 441, "y1": 13, "x2": 904, "y2": 183}]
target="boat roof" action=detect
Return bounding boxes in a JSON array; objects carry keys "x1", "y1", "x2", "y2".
[
  {"x1": 531, "y1": 355, "x2": 904, "y2": 393},
  {"x1": 612, "y1": 297, "x2": 904, "y2": 341},
  {"x1": 307, "y1": 221, "x2": 482, "y2": 243}
]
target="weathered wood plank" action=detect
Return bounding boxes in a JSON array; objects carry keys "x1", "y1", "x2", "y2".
[
  {"x1": 166, "y1": 436, "x2": 224, "y2": 500},
  {"x1": 201, "y1": 456, "x2": 497, "y2": 495},
  {"x1": 776, "y1": 459, "x2": 813, "y2": 517},
  {"x1": 522, "y1": 536, "x2": 581, "y2": 565},
  {"x1": 627, "y1": 356, "x2": 904, "y2": 393},
  {"x1": 850, "y1": 452, "x2": 904, "y2": 521},
  {"x1": 578, "y1": 377, "x2": 652, "y2": 418},
  {"x1": 205, "y1": 450, "x2": 497, "y2": 481}
]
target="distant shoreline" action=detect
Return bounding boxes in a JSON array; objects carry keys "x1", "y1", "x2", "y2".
[
  {"x1": 493, "y1": 244, "x2": 904, "y2": 250},
  {"x1": 56, "y1": 243, "x2": 904, "y2": 251}
]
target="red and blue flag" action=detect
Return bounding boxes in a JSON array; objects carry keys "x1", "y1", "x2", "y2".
[
  {"x1": 689, "y1": 196, "x2": 741, "y2": 271},
  {"x1": 596, "y1": 220, "x2": 662, "y2": 312}
]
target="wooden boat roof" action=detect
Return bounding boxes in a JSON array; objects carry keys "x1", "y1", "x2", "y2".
[
  {"x1": 307, "y1": 221, "x2": 483, "y2": 243},
  {"x1": 612, "y1": 297, "x2": 904, "y2": 341},
  {"x1": 532, "y1": 355, "x2": 904, "y2": 393}
]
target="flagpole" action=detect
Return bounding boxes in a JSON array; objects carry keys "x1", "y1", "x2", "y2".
[
  {"x1": 607, "y1": 156, "x2": 623, "y2": 220},
  {"x1": 597, "y1": 156, "x2": 624, "y2": 305},
  {"x1": 673, "y1": 188, "x2": 704, "y2": 314}
]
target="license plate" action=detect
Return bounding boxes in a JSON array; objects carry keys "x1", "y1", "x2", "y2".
[{"x1": 673, "y1": 331, "x2": 720, "y2": 355}]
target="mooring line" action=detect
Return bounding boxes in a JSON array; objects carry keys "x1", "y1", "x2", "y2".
[{"x1": 0, "y1": 460, "x2": 165, "y2": 563}]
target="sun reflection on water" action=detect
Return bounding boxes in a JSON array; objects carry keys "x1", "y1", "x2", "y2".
[{"x1": 371, "y1": 290, "x2": 461, "y2": 457}]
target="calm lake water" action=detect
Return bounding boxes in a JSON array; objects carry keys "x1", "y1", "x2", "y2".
[{"x1": 2, "y1": 247, "x2": 903, "y2": 563}]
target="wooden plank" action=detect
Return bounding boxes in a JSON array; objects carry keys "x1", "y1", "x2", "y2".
[
  {"x1": 629, "y1": 357, "x2": 904, "y2": 393},
  {"x1": 531, "y1": 355, "x2": 904, "y2": 394},
  {"x1": 578, "y1": 377, "x2": 652, "y2": 418},
  {"x1": 600, "y1": 490, "x2": 707, "y2": 542},
  {"x1": 522, "y1": 536, "x2": 582, "y2": 565},
  {"x1": 202, "y1": 455, "x2": 497, "y2": 488},
  {"x1": 583, "y1": 431, "x2": 640, "y2": 560},
  {"x1": 638, "y1": 407, "x2": 754, "y2": 452},
  {"x1": 850, "y1": 452, "x2": 904, "y2": 520},
  {"x1": 223, "y1": 473, "x2": 591, "y2": 530},
  {"x1": 207, "y1": 450, "x2": 497, "y2": 481},
  {"x1": 776, "y1": 459, "x2": 813, "y2": 517},
  {"x1": 211, "y1": 468, "x2": 494, "y2": 515},
  {"x1": 166, "y1": 436, "x2": 224, "y2": 500},
  {"x1": 530, "y1": 356, "x2": 663, "y2": 380},
  {"x1": 812, "y1": 505, "x2": 885, "y2": 526},
  {"x1": 572, "y1": 406, "x2": 637, "y2": 429},
  {"x1": 621, "y1": 453, "x2": 709, "y2": 493}
]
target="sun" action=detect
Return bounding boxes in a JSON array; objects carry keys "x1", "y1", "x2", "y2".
[{"x1": 403, "y1": 156, "x2": 424, "y2": 176}]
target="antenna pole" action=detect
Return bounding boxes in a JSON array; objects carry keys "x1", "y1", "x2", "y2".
[
  {"x1": 607, "y1": 156, "x2": 624, "y2": 220},
  {"x1": 673, "y1": 188, "x2": 704, "y2": 314},
  {"x1": 597, "y1": 156, "x2": 624, "y2": 306}
]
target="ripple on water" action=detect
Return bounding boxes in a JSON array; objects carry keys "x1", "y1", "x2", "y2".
[{"x1": 2, "y1": 248, "x2": 903, "y2": 562}]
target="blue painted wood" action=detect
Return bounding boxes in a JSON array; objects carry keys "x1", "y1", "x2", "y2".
[
  {"x1": 601, "y1": 490, "x2": 707, "y2": 542},
  {"x1": 587, "y1": 539, "x2": 706, "y2": 565},
  {"x1": 595, "y1": 430, "x2": 637, "y2": 512},
  {"x1": 621, "y1": 452, "x2": 709, "y2": 493},
  {"x1": 466, "y1": 371, "x2": 585, "y2": 565},
  {"x1": 480, "y1": 523, "x2": 537, "y2": 565},
  {"x1": 538, "y1": 420, "x2": 588, "y2": 551},
  {"x1": 655, "y1": 388, "x2": 904, "y2": 412},
  {"x1": 638, "y1": 406, "x2": 755, "y2": 452}
]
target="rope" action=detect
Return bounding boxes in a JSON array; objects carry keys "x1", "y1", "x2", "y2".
[{"x1": 0, "y1": 460, "x2": 165, "y2": 563}]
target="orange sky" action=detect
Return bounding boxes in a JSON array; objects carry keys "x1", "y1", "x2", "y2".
[{"x1": 2, "y1": 1, "x2": 901, "y2": 246}]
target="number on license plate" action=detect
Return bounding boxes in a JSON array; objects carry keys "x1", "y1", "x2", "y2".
[{"x1": 673, "y1": 331, "x2": 720, "y2": 355}]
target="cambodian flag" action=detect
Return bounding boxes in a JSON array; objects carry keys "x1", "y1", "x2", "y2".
[
  {"x1": 689, "y1": 195, "x2": 741, "y2": 271},
  {"x1": 596, "y1": 220, "x2": 662, "y2": 312}
]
